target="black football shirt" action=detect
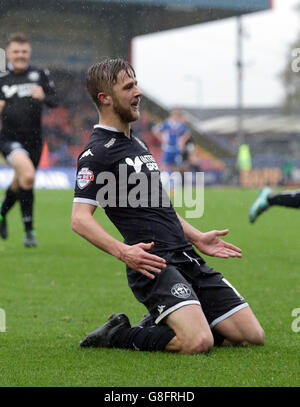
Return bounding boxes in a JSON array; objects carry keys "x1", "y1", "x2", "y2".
[
  {"x1": 0, "y1": 65, "x2": 58, "y2": 142},
  {"x1": 73, "y1": 125, "x2": 192, "y2": 253}
]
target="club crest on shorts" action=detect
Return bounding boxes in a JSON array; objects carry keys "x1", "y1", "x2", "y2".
[
  {"x1": 77, "y1": 167, "x2": 94, "y2": 189},
  {"x1": 171, "y1": 283, "x2": 191, "y2": 299}
]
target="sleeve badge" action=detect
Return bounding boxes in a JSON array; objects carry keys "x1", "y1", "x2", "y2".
[{"x1": 76, "y1": 167, "x2": 94, "y2": 189}]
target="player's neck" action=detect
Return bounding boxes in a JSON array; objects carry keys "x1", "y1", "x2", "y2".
[
  {"x1": 11, "y1": 64, "x2": 29, "y2": 75},
  {"x1": 98, "y1": 114, "x2": 131, "y2": 139}
]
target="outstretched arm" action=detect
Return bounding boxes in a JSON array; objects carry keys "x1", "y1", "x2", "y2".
[
  {"x1": 72, "y1": 202, "x2": 166, "y2": 279},
  {"x1": 176, "y1": 213, "x2": 242, "y2": 259}
]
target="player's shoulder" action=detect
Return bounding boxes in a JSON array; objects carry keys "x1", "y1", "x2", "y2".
[
  {"x1": 29, "y1": 66, "x2": 52, "y2": 79},
  {"x1": 39, "y1": 67, "x2": 53, "y2": 78},
  {"x1": 0, "y1": 70, "x2": 10, "y2": 78},
  {"x1": 0, "y1": 70, "x2": 11, "y2": 82},
  {"x1": 24, "y1": 66, "x2": 45, "y2": 82},
  {"x1": 154, "y1": 120, "x2": 168, "y2": 132},
  {"x1": 181, "y1": 122, "x2": 189, "y2": 130},
  {"x1": 77, "y1": 127, "x2": 117, "y2": 164},
  {"x1": 28, "y1": 65, "x2": 45, "y2": 74},
  {"x1": 132, "y1": 135, "x2": 149, "y2": 152}
]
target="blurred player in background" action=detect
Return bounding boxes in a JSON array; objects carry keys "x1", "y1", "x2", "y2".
[
  {"x1": 181, "y1": 134, "x2": 200, "y2": 172},
  {"x1": 0, "y1": 33, "x2": 58, "y2": 246},
  {"x1": 72, "y1": 58, "x2": 264, "y2": 354},
  {"x1": 179, "y1": 110, "x2": 202, "y2": 175},
  {"x1": 152, "y1": 108, "x2": 190, "y2": 173},
  {"x1": 250, "y1": 187, "x2": 300, "y2": 223}
]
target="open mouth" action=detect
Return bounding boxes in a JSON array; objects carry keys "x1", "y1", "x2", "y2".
[{"x1": 131, "y1": 100, "x2": 140, "y2": 110}]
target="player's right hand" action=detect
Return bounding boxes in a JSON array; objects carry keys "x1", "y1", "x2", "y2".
[
  {"x1": 120, "y1": 242, "x2": 167, "y2": 279},
  {"x1": 32, "y1": 85, "x2": 45, "y2": 101}
]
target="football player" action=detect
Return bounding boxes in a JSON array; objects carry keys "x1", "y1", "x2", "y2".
[
  {"x1": 72, "y1": 58, "x2": 264, "y2": 353},
  {"x1": 0, "y1": 33, "x2": 58, "y2": 246}
]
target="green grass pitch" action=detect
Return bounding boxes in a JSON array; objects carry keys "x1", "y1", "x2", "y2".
[{"x1": 0, "y1": 188, "x2": 299, "y2": 387}]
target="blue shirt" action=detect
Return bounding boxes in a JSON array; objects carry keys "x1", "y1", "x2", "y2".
[{"x1": 154, "y1": 120, "x2": 189, "y2": 153}]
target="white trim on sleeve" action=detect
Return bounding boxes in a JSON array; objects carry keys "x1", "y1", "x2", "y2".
[{"x1": 73, "y1": 197, "x2": 99, "y2": 206}]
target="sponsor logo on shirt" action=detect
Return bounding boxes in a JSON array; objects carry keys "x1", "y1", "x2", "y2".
[
  {"x1": 125, "y1": 155, "x2": 159, "y2": 173},
  {"x1": 76, "y1": 167, "x2": 94, "y2": 189},
  {"x1": 1, "y1": 83, "x2": 36, "y2": 98},
  {"x1": 125, "y1": 156, "x2": 143, "y2": 173}
]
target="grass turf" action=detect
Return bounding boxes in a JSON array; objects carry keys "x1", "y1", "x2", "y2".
[{"x1": 0, "y1": 188, "x2": 299, "y2": 387}]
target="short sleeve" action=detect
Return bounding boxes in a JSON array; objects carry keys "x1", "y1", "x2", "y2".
[
  {"x1": 39, "y1": 69, "x2": 59, "y2": 108},
  {"x1": 73, "y1": 146, "x2": 111, "y2": 206}
]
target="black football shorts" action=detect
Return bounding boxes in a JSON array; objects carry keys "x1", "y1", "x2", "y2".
[
  {"x1": 127, "y1": 248, "x2": 248, "y2": 328},
  {"x1": 0, "y1": 138, "x2": 43, "y2": 168}
]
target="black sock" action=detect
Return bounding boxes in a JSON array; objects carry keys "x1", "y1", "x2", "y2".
[
  {"x1": 212, "y1": 330, "x2": 225, "y2": 347},
  {"x1": 268, "y1": 190, "x2": 300, "y2": 208},
  {"x1": 110, "y1": 324, "x2": 176, "y2": 352},
  {"x1": 0, "y1": 187, "x2": 18, "y2": 217},
  {"x1": 18, "y1": 188, "x2": 34, "y2": 232}
]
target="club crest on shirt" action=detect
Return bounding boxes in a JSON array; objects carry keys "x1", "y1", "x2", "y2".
[
  {"x1": 77, "y1": 167, "x2": 94, "y2": 189},
  {"x1": 28, "y1": 71, "x2": 40, "y2": 82}
]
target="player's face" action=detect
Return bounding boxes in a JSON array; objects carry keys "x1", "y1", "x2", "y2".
[
  {"x1": 111, "y1": 70, "x2": 142, "y2": 123},
  {"x1": 6, "y1": 42, "x2": 32, "y2": 73}
]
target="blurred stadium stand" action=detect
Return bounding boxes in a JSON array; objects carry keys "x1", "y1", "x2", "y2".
[
  {"x1": 0, "y1": 0, "x2": 273, "y2": 187},
  {"x1": 185, "y1": 106, "x2": 300, "y2": 167}
]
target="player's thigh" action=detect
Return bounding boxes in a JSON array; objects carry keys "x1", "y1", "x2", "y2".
[
  {"x1": 165, "y1": 304, "x2": 214, "y2": 353},
  {"x1": 214, "y1": 306, "x2": 265, "y2": 346},
  {"x1": 166, "y1": 303, "x2": 212, "y2": 338},
  {"x1": 10, "y1": 150, "x2": 35, "y2": 179}
]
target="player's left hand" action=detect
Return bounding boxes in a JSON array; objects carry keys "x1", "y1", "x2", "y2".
[
  {"x1": 193, "y1": 229, "x2": 242, "y2": 259},
  {"x1": 32, "y1": 85, "x2": 45, "y2": 101}
]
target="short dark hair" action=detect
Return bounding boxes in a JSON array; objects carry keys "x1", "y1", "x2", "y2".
[
  {"x1": 7, "y1": 33, "x2": 30, "y2": 47},
  {"x1": 86, "y1": 58, "x2": 136, "y2": 109}
]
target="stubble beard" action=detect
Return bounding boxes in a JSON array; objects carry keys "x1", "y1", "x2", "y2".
[{"x1": 112, "y1": 96, "x2": 139, "y2": 124}]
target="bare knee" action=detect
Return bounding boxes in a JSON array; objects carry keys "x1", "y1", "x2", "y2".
[
  {"x1": 245, "y1": 327, "x2": 265, "y2": 346},
  {"x1": 165, "y1": 304, "x2": 214, "y2": 354},
  {"x1": 19, "y1": 171, "x2": 35, "y2": 189},
  {"x1": 232, "y1": 327, "x2": 265, "y2": 347},
  {"x1": 180, "y1": 333, "x2": 214, "y2": 354},
  {"x1": 216, "y1": 307, "x2": 265, "y2": 347}
]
